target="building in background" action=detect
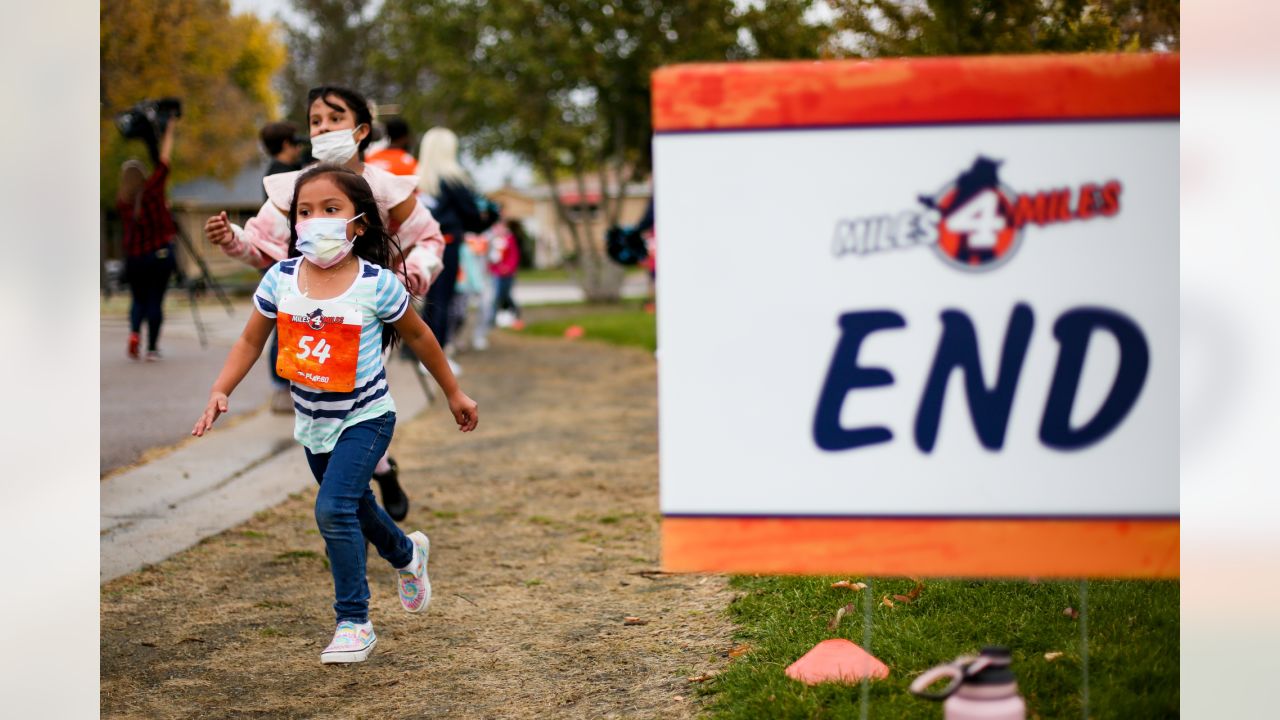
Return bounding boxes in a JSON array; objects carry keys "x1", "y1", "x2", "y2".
[
  {"x1": 493, "y1": 176, "x2": 650, "y2": 268},
  {"x1": 166, "y1": 161, "x2": 270, "y2": 285}
]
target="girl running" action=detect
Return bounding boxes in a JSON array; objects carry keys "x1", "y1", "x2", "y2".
[
  {"x1": 205, "y1": 85, "x2": 443, "y2": 519},
  {"x1": 192, "y1": 164, "x2": 478, "y2": 664}
]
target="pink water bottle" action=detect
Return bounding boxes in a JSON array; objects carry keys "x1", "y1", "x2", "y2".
[{"x1": 908, "y1": 646, "x2": 1026, "y2": 720}]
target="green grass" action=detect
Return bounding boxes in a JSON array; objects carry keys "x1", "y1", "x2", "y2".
[
  {"x1": 517, "y1": 266, "x2": 648, "y2": 284},
  {"x1": 702, "y1": 575, "x2": 1178, "y2": 719},
  {"x1": 520, "y1": 302, "x2": 656, "y2": 351},
  {"x1": 516, "y1": 266, "x2": 574, "y2": 283}
]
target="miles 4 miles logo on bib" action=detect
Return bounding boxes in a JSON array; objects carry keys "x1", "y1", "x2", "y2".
[
  {"x1": 831, "y1": 156, "x2": 1122, "y2": 271},
  {"x1": 277, "y1": 296, "x2": 363, "y2": 393}
]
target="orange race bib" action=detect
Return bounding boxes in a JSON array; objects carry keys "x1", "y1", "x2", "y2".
[{"x1": 276, "y1": 296, "x2": 363, "y2": 392}]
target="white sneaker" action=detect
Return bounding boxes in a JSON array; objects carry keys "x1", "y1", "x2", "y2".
[
  {"x1": 320, "y1": 620, "x2": 376, "y2": 664},
  {"x1": 472, "y1": 336, "x2": 489, "y2": 351},
  {"x1": 397, "y1": 531, "x2": 432, "y2": 613},
  {"x1": 447, "y1": 357, "x2": 463, "y2": 377}
]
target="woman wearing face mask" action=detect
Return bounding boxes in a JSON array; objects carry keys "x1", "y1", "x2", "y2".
[
  {"x1": 203, "y1": 86, "x2": 446, "y2": 294},
  {"x1": 203, "y1": 86, "x2": 438, "y2": 521}
]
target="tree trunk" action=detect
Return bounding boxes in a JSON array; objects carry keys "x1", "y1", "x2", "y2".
[
  {"x1": 577, "y1": 166, "x2": 623, "y2": 302},
  {"x1": 538, "y1": 158, "x2": 622, "y2": 303}
]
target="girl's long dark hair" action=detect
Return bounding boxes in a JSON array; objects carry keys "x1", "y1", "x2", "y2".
[{"x1": 287, "y1": 163, "x2": 409, "y2": 351}]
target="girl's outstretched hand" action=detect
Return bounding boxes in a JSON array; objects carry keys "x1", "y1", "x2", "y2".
[
  {"x1": 192, "y1": 392, "x2": 229, "y2": 437},
  {"x1": 204, "y1": 211, "x2": 233, "y2": 246},
  {"x1": 447, "y1": 390, "x2": 478, "y2": 432}
]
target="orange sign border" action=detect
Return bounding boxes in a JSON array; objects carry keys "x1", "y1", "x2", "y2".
[
  {"x1": 653, "y1": 53, "x2": 1178, "y2": 133},
  {"x1": 654, "y1": 53, "x2": 1179, "y2": 578},
  {"x1": 663, "y1": 517, "x2": 1178, "y2": 579}
]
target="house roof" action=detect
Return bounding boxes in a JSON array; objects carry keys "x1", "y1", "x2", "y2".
[{"x1": 170, "y1": 160, "x2": 270, "y2": 209}]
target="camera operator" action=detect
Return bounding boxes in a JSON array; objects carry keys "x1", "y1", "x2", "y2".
[{"x1": 116, "y1": 118, "x2": 178, "y2": 361}]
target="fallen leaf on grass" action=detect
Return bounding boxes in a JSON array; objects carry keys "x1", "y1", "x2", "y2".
[
  {"x1": 827, "y1": 603, "x2": 855, "y2": 630},
  {"x1": 673, "y1": 695, "x2": 684, "y2": 701},
  {"x1": 1044, "y1": 651, "x2": 1064, "y2": 661},
  {"x1": 831, "y1": 580, "x2": 868, "y2": 591},
  {"x1": 893, "y1": 594, "x2": 913, "y2": 603},
  {"x1": 881, "y1": 596, "x2": 895, "y2": 608},
  {"x1": 728, "y1": 643, "x2": 752, "y2": 659},
  {"x1": 906, "y1": 579, "x2": 924, "y2": 600},
  {"x1": 624, "y1": 616, "x2": 649, "y2": 625},
  {"x1": 687, "y1": 672, "x2": 717, "y2": 683},
  {"x1": 1063, "y1": 607, "x2": 1080, "y2": 619}
]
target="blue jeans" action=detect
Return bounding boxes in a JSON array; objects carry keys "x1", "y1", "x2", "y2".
[
  {"x1": 125, "y1": 248, "x2": 174, "y2": 351},
  {"x1": 303, "y1": 412, "x2": 412, "y2": 623},
  {"x1": 423, "y1": 240, "x2": 461, "y2": 348},
  {"x1": 490, "y1": 274, "x2": 518, "y2": 325}
]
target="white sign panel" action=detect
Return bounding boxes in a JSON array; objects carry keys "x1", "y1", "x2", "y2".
[{"x1": 656, "y1": 120, "x2": 1177, "y2": 519}]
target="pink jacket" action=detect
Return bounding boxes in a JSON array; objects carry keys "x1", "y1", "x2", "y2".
[
  {"x1": 220, "y1": 163, "x2": 445, "y2": 292},
  {"x1": 489, "y1": 230, "x2": 520, "y2": 278}
]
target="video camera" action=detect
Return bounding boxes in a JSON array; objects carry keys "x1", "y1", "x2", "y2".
[{"x1": 115, "y1": 97, "x2": 183, "y2": 145}]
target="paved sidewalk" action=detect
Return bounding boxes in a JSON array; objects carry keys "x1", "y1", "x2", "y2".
[
  {"x1": 513, "y1": 273, "x2": 650, "y2": 305},
  {"x1": 100, "y1": 297, "x2": 273, "y2": 475}
]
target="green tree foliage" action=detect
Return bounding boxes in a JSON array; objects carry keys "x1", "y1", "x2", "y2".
[
  {"x1": 825, "y1": 0, "x2": 1178, "y2": 57},
  {"x1": 347, "y1": 0, "x2": 1175, "y2": 297},
  {"x1": 100, "y1": 0, "x2": 286, "y2": 207},
  {"x1": 372, "y1": 0, "x2": 822, "y2": 298},
  {"x1": 277, "y1": 0, "x2": 394, "y2": 125},
  {"x1": 738, "y1": 0, "x2": 831, "y2": 60}
]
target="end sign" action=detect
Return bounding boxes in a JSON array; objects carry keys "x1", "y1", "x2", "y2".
[{"x1": 654, "y1": 54, "x2": 1178, "y2": 578}]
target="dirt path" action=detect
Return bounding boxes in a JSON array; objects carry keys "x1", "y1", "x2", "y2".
[{"x1": 101, "y1": 333, "x2": 734, "y2": 719}]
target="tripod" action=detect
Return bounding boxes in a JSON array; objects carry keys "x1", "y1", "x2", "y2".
[{"x1": 169, "y1": 210, "x2": 234, "y2": 349}]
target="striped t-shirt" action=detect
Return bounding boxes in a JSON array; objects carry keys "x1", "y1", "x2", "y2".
[{"x1": 253, "y1": 257, "x2": 410, "y2": 453}]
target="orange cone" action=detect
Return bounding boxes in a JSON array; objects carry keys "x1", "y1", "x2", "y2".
[
  {"x1": 785, "y1": 639, "x2": 889, "y2": 685},
  {"x1": 564, "y1": 325, "x2": 584, "y2": 339}
]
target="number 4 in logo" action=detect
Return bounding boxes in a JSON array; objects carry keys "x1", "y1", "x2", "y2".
[
  {"x1": 297, "y1": 336, "x2": 333, "y2": 364},
  {"x1": 947, "y1": 189, "x2": 1006, "y2": 249}
]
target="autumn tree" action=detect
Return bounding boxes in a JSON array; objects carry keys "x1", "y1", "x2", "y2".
[{"x1": 100, "y1": 0, "x2": 286, "y2": 207}]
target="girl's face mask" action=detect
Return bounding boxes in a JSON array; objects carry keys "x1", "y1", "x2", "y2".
[
  {"x1": 310, "y1": 127, "x2": 362, "y2": 164},
  {"x1": 295, "y1": 213, "x2": 364, "y2": 268}
]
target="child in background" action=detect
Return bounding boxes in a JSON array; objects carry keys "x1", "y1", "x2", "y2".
[
  {"x1": 452, "y1": 232, "x2": 493, "y2": 351},
  {"x1": 488, "y1": 219, "x2": 522, "y2": 330},
  {"x1": 192, "y1": 164, "x2": 478, "y2": 664}
]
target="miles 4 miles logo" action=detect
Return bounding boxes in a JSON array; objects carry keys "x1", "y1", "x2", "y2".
[{"x1": 831, "y1": 156, "x2": 1122, "y2": 271}]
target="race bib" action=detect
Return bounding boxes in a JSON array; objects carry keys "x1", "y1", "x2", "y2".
[{"x1": 276, "y1": 295, "x2": 363, "y2": 392}]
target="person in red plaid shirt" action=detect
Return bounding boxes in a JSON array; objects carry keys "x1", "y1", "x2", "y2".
[{"x1": 116, "y1": 119, "x2": 178, "y2": 361}]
